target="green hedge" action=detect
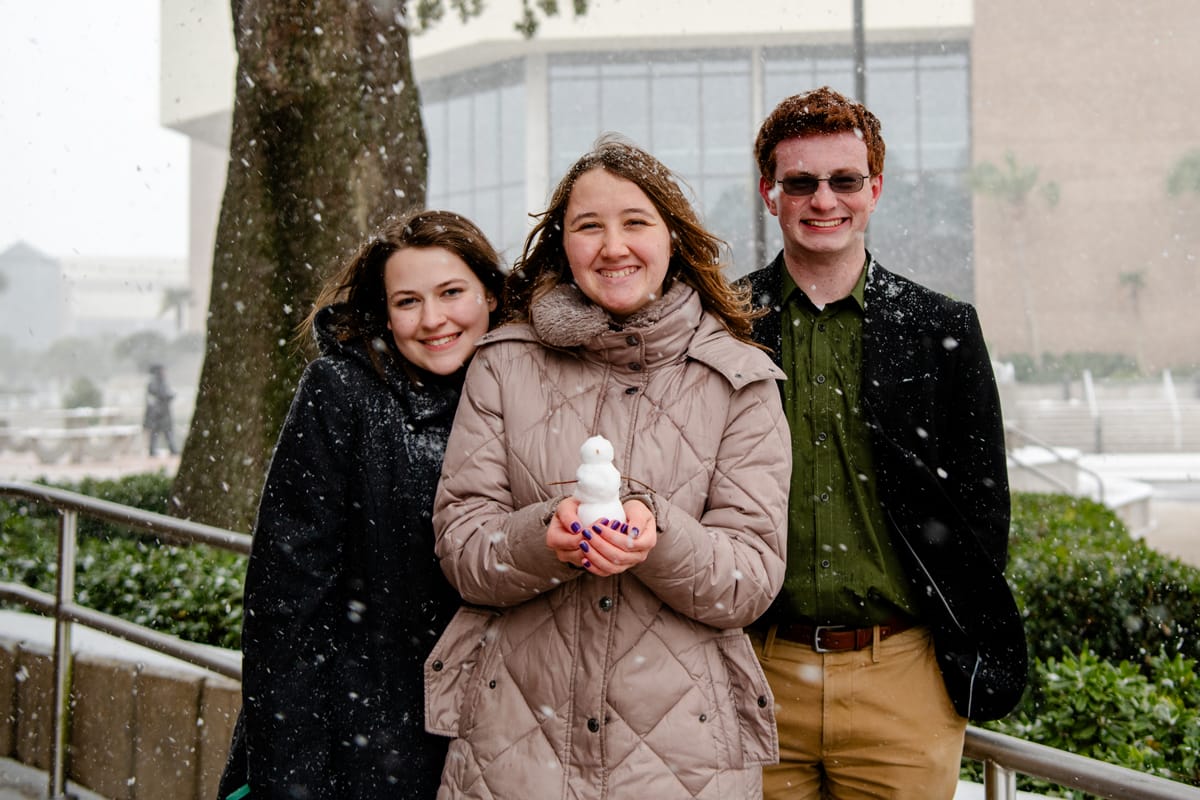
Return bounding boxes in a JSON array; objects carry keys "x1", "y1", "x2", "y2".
[
  {"x1": 1008, "y1": 493, "x2": 1200, "y2": 667},
  {"x1": 0, "y1": 473, "x2": 245, "y2": 649},
  {"x1": 963, "y1": 492, "x2": 1200, "y2": 793}
]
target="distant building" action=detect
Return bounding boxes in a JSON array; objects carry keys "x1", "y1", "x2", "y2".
[
  {"x1": 0, "y1": 242, "x2": 189, "y2": 347},
  {"x1": 160, "y1": 0, "x2": 1200, "y2": 372},
  {"x1": 0, "y1": 242, "x2": 67, "y2": 348},
  {"x1": 61, "y1": 255, "x2": 189, "y2": 338}
]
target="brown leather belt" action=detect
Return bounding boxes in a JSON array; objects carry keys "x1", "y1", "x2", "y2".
[{"x1": 766, "y1": 616, "x2": 914, "y2": 653}]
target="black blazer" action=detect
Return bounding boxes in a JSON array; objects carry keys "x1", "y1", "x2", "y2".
[{"x1": 745, "y1": 254, "x2": 1027, "y2": 721}]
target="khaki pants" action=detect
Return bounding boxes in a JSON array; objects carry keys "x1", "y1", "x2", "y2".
[{"x1": 753, "y1": 626, "x2": 966, "y2": 800}]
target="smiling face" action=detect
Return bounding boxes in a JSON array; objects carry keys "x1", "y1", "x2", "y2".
[
  {"x1": 759, "y1": 132, "x2": 883, "y2": 267},
  {"x1": 563, "y1": 168, "x2": 673, "y2": 319},
  {"x1": 384, "y1": 246, "x2": 496, "y2": 375}
]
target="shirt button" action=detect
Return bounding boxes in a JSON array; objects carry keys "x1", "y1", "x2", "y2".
[
  {"x1": 629, "y1": 362, "x2": 642, "y2": 371},
  {"x1": 599, "y1": 596, "x2": 614, "y2": 611},
  {"x1": 817, "y1": 432, "x2": 827, "y2": 443},
  {"x1": 626, "y1": 335, "x2": 639, "y2": 346},
  {"x1": 818, "y1": 323, "x2": 826, "y2": 332},
  {"x1": 815, "y1": 374, "x2": 826, "y2": 384},
  {"x1": 587, "y1": 718, "x2": 600, "y2": 733},
  {"x1": 820, "y1": 492, "x2": 829, "y2": 502},
  {"x1": 821, "y1": 559, "x2": 831, "y2": 568}
]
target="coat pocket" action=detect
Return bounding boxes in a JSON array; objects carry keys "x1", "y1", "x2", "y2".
[
  {"x1": 424, "y1": 605, "x2": 499, "y2": 737},
  {"x1": 715, "y1": 632, "x2": 779, "y2": 767}
]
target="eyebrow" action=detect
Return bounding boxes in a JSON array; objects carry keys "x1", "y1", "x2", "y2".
[
  {"x1": 567, "y1": 207, "x2": 656, "y2": 226},
  {"x1": 389, "y1": 278, "x2": 468, "y2": 298}
]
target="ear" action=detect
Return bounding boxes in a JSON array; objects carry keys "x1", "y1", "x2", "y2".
[
  {"x1": 486, "y1": 292, "x2": 498, "y2": 312},
  {"x1": 758, "y1": 176, "x2": 780, "y2": 216}
]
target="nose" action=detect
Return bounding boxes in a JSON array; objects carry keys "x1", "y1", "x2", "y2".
[
  {"x1": 420, "y1": 301, "x2": 447, "y2": 330},
  {"x1": 809, "y1": 180, "x2": 838, "y2": 209},
  {"x1": 600, "y1": 229, "x2": 629, "y2": 258}
]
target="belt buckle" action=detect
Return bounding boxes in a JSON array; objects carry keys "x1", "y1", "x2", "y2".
[{"x1": 812, "y1": 624, "x2": 845, "y2": 653}]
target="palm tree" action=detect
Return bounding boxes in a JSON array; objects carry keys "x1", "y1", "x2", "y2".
[
  {"x1": 971, "y1": 151, "x2": 1060, "y2": 372},
  {"x1": 159, "y1": 286, "x2": 191, "y2": 333}
]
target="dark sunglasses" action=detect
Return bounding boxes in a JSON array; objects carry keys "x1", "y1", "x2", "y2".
[{"x1": 775, "y1": 174, "x2": 870, "y2": 196}]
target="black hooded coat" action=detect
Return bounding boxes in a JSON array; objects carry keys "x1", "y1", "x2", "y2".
[{"x1": 217, "y1": 304, "x2": 462, "y2": 799}]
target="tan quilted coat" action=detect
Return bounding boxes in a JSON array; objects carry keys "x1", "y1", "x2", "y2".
[{"x1": 427, "y1": 282, "x2": 791, "y2": 799}]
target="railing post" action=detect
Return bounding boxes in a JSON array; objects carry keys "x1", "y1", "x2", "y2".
[
  {"x1": 983, "y1": 760, "x2": 1017, "y2": 799},
  {"x1": 48, "y1": 508, "x2": 78, "y2": 799}
]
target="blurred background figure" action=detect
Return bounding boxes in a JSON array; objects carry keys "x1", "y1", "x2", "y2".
[{"x1": 143, "y1": 363, "x2": 176, "y2": 456}]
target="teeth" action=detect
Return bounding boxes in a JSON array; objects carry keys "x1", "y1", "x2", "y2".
[
  {"x1": 425, "y1": 334, "x2": 458, "y2": 346},
  {"x1": 599, "y1": 266, "x2": 638, "y2": 278},
  {"x1": 806, "y1": 219, "x2": 843, "y2": 228}
]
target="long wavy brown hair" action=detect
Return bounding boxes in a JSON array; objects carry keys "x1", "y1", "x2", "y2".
[{"x1": 505, "y1": 134, "x2": 761, "y2": 343}]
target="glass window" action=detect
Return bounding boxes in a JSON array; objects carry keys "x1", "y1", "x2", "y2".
[{"x1": 420, "y1": 60, "x2": 526, "y2": 259}]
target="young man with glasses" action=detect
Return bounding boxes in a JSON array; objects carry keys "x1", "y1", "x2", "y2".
[{"x1": 743, "y1": 86, "x2": 1027, "y2": 799}]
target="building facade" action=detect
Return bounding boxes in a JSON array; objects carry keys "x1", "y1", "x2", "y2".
[{"x1": 161, "y1": 0, "x2": 1200, "y2": 373}]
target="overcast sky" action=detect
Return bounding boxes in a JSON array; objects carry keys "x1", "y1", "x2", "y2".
[{"x1": 0, "y1": 0, "x2": 190, "y2": 259}]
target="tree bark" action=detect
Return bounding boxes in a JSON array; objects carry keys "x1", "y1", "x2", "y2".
[{"x1": 171, "y1": 0, "x2": 426, "y2": 530}]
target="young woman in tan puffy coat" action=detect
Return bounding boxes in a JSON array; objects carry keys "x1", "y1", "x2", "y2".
[{"x1": 426, "y1": 136, "x2": 791, "y2": 800}]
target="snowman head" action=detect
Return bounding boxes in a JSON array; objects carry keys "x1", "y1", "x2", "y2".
[{"x1": 580, "y1": 435, "x2": 615, "y2": 464}]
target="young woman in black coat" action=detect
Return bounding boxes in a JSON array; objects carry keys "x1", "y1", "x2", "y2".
[{"x1": 218, "y1": 210, "x2": 505, "y2": 799}]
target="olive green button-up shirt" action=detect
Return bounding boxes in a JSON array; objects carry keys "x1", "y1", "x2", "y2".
[{"x1": 777, "y1": 263, "x2": 920, "y2": 627}]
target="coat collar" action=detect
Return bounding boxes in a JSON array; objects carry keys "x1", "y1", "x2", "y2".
[{"x1": 481, "y1": 281, "x2": 782, "y2": 390}]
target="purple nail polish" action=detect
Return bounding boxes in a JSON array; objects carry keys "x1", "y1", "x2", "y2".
[
  {"x1": 570, "y1": 521, "x2": 582, "y2": 534},
  {"x1": 598, "y1": 518, "x2": 609, "y2": 526},
  {"x1": 582, "y1": 558, "x2": 592, "y2": 569},
  {"x1": 582, "y1": 528, "x2": 593, "y2": 540},
  {"x1": 609, "y1": 519, "x2": 622, "y2": 530},
  {"x1": 592, "y1": 525, "x2": 603, "y2": 536},
  {"x1": 631, "y1": 527, "x2": 641, "y2": 539},
  {"x1": 579, "y1": 541, "x2": 590, "y2": 553},
  {"x1": 620, "y1": 523, "x2": 629, "y2": 534}
]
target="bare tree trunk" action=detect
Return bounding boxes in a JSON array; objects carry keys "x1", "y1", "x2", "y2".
[{"x1": 171, "y1": 0, "x2": 426, "y2": 530}]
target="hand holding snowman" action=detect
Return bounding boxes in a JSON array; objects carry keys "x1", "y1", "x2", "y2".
[{"x1": 546, "y1": 435, "x2": 657, "y2": 575}]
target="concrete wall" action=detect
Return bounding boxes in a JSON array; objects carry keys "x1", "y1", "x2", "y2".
[{"x1": 0, "y1": 633, "x2": 239, "y2": 800}]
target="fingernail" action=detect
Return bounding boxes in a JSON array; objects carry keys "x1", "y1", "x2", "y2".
[
  {"x1": 631, "y1": 527, "x2": 641, "y2": 539},
  {"x1": 579, "y1": 541, "x2": 590, "y2": 553},
  {"x1": 620, "y1": 523, "x2": 629, "y2": 534},
  {"x1": 592, "y1": 525, "x2": 603, "y2": 536},
  {"x1": 582, "y1": 558, "x2": 592, "y2": 569},
  {"x1": 582, "y1": 528, "x2": 593, "y2": 540},
  {"x1": 609, "y1": 519, "x2": 622, "y2": 530},
  {"x1": 570, "y1": 521, "x2": 582, "y2": 534},
  {"x1": 598, "y1": 518, "x2": 609, "y2": 526}
]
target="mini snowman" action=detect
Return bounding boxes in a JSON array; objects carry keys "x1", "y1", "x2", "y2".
[{"x1": 573, "y1": 435, "x2": 626, "y2": 529}]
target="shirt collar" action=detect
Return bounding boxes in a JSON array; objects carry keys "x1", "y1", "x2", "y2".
[{"x1": 780, "y1": 253, "x2": 871, "y2": 312}]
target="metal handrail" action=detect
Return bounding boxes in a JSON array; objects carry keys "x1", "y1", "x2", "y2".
[
  {"x1": 1005, "y1": 420, "x2": 1108, "y2": 503},
  {"x1": 2, "y1": 480, "x2": 1199, "y2": 800},
  {"x1": 0, "y1": 479, "x2": 250, "y2": 799}
]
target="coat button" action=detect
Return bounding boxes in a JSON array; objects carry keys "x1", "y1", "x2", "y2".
[
  {"x1": 489, "y1": 680, "x2": 497, "y2": 689},
  {"x1": 587, "y1": 718, "x2": 600, "y2": 733},
  {"x1": 625, "y1": 387, "x2": 638, "y2": 395},
  {"x1": 431, "y1": 660, "x2": 443, "y2": 672},
  {"x1": 629, "y1": 362, "x2": 642, "y2": 371},
  {"x1": 757, "y1": 695, "x2": 768, "y2": 708},
  {"x1": 599, "y1": 596, "x2": 613, "y2": 611},
  {"x1": 699, "y1": 713, "x2": 707, "y2": 722},
  {"x1": 626, "y1": 335, "x2": 639, "y2": 346}
]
